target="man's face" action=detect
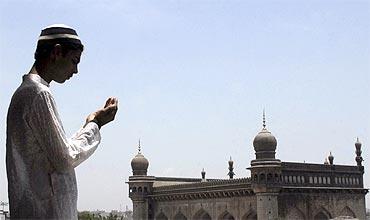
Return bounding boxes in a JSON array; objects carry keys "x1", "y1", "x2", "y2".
[{"x1": 52, "y1": 49, "x2": 82, "y2": 83}]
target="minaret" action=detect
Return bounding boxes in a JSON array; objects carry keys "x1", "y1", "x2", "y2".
[
  {"x1": 248, "y1": 111, "x2": 281, "y2": 220},
  {"x1": 201, "y1": 168, "x2": 206, "y2": 182},
  {"x1": 127, "y1": 140, "x2": 155, "y2": 220},
  {"x1": 355, "y1": 138, "x2": 363, "y2": 166},
  {"x1": 228, "y1": 157, "x2": 235, "y2": 179}
]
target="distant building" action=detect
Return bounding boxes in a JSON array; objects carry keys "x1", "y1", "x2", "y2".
[{"x1": 127, "y1": 115, "x2": 368, "y2": 219}]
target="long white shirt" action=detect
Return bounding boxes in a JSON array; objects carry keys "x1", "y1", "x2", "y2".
[{"x1": 6, "y1": 74, "x2": 101, "y2": 219}]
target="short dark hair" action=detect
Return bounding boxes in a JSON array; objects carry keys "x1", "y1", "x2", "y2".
[{"x1": 34, "y1": 39, "x2": 84, "y2": 62}]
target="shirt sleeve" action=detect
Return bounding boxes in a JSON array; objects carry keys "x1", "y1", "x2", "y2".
[{"x1": 27, "y1": 90, "x2": 101, "y2": 171}]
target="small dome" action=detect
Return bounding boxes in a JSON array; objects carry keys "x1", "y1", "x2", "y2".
[
  {"x1": 253, "y1": 128, "x2": 277, "y2": 159},
  {"x1": 253, "y1": 128, "x2": 277, "y2": 151},
  {"x1": 131, "y1": 152, "x2": 149, "y2": 176}
]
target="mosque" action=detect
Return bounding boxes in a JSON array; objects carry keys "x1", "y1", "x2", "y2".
[{"x1": 126, "y1": 115, "x2": 367, "y2": 219}]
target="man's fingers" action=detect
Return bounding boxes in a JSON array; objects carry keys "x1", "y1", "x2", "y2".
[
  {"x1": 104, "y1": 97, "x2": 118, "y2": 108},
  {"x1": 104, "y1": 98, "x2": 112, "y2": 108},
  {"x1": 110, "y1": 97, "x2": 117, "y2": 106}
]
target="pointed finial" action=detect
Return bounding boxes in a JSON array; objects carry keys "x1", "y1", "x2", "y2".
[
  {"x1": 138, "y1": 138, "x2": 142, "y2": 154},
  {"x1": 355, "y1": 137, "x2": 362, "y2": 148},
  {"x1": 228, "y1": 156, "x2": 234, "y2": 165},
  {"x1": 263, "y1": 109, "x2": 266, "y2": 129},
  {"x1": 356, "y1": 137, "x2": 361, "y2": 145}
]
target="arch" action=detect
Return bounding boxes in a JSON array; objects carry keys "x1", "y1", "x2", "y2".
[
  {"x1": 314, "y1": 207, "x2": 331, "y2": 220},
  {"x1": 132, "y1": 187, "x2": 137, "y2": 192},
  {"x1": 259, "y1": 173, "x2": 265, "y2": 182},
  {"x1": 138, "y1": 187, "x2": 142, "y2": 192},
  {"x1": 156, "y1": 212, "x2": 169, "y2": 220},
  {"x1": 194, "y1": 209, "x2": 212, "y2": 220},
  {"x1": 339, "y1": 206, "x2": 356, "y2": 218},
  {"x1": 286, "y1": 206, "x2": 305, "y2": 220},
  {"x1": 174, "y1": 211, "x2": 187, "y2": 220},
  {"x1": 267, "y1": 173, "x2": 273, "y2": 182},
  {"x1": 314, "y1": 212, "x2": 328, "y2": 220},
  {"x1": 218, "y1": 211, "x2": 235, "y2": 220},
  {"x1": 242, "y1": 210, "x2": 257, "y2": 220}
]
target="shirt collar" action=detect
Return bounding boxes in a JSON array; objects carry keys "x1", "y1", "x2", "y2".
[{"x1": 24, "y1": 74, "x2": 50, "y2": 87}]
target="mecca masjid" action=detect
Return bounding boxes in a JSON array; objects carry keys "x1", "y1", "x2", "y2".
[{"x1": 127, "y1": 113, "x2": 367, "y2": 219}]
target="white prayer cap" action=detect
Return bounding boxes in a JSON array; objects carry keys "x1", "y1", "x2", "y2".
[{"x1": 38, "y1": 24, "x2": 82, "y2": 44}]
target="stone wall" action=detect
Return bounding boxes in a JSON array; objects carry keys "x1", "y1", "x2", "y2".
[
  {"x1": 278, "y1": 191, "x2": 366, "y2": 219},
  {"x1": 152, "y1": 196, "x2": 257, "y2": 220}
]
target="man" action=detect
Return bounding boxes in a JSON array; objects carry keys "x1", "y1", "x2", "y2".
[{"x1": 6, "y1": 24, "x2": 118, "y2": 219}]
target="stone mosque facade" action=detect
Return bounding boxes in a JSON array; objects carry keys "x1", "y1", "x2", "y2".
[{"x1": 127, "y1": 117, "x2": 368, "y2": 220}]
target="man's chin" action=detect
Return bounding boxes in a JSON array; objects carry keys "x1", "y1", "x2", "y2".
[{"x1": 54, "y1": 78, "x2": 68, "y2": 84}]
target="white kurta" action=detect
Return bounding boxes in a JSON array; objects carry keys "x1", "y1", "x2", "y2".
[{"x1": 6, "y1": 74, "x2": 101, "y2": 219}]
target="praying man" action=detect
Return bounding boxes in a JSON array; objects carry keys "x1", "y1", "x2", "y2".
[{"x1": 6, "y1": 24, "x2": 118, "y2": 219}]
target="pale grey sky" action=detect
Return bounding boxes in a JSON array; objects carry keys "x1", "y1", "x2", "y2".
[{"x1": 1, "y1": 0, "x2": 369, "y2": 211}]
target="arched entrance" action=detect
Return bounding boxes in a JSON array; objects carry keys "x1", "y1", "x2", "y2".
[{"x1": 194, "y1": 209, "x2": 212, "y2": 220}]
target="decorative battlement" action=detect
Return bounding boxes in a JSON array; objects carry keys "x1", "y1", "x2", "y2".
[
  {"x1": 282, "y1": 162, "x2": 363, "y2": 173},
  {"x1": 150, "y1": 178, "x2": 253, "y2": 201},
  {"x1": 281, "y1": 162, "x2": 364, "y2": 188}
]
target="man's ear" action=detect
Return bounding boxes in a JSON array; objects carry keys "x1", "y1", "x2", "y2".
[{"x1": 50, "y1": 44, "x2": 63, "y2": 61}]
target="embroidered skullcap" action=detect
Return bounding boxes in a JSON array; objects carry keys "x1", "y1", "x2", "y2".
[{"x1": 38, "y1": 24, "x2": 82, "y2": 45}]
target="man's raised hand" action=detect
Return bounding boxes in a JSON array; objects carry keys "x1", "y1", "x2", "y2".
[{"x1": 86, "y1": 97, "x2": 118, "y2": 129}]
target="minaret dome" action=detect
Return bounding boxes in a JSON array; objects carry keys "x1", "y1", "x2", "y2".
[
  {"x1": 253, "y1": 110, "x2": 277, "y2": 160},
  {"x1": 131, "y1": 139, "x2": 149, "y2": 176}
]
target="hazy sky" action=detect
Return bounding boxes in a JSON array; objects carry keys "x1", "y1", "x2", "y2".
[{"x1": 1, "y1": 0, "x2": 369, "y2": 212}]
